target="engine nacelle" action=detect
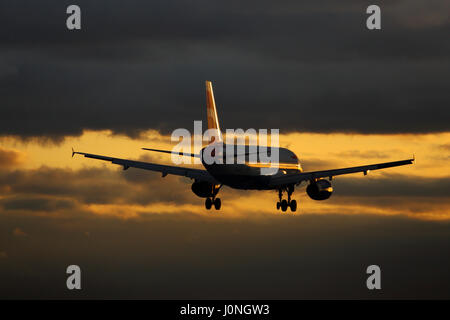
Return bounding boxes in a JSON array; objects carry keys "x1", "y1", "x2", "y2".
[
  {"x1": 191, "y1": 181, "x2": 215, "y2": 198},
  {"x1": 306, "y1": 179, "x2": 333, "y2": 200}
]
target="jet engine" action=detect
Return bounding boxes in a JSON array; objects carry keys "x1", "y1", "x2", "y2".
[
  {"x1": 191, "y1": 181, "x2": 215, "y2": 198},
  {"x1": 306, "y1": 179, "x2": 333, "y2": 200}
]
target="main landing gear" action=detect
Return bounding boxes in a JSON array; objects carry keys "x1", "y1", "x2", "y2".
[
  {"x1": 205, "y1": 197, "x2": 221, "y2": 210},
  {"x1": 205, "y1": 185, "x2": 222, "y2": 210},
  {"x1": 276, "y1": 185, "x2": 297, "y2": 212}
]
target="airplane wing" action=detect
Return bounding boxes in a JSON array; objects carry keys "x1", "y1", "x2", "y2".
[
  {"x1": 269, "y1": 158, "x2": 414, "y2": 187},
  {"x1": 72, "y1": 150, "x2": 219, "y2": 184}
]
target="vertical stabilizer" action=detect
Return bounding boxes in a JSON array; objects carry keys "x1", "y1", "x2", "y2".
[{"x1": 205, "y1": 81, "x2": 223, "y2": 143}]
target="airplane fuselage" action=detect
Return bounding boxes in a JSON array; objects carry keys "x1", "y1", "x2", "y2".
[{"x1": 201, "y1": 144, "x2": 302, "y2": 190}]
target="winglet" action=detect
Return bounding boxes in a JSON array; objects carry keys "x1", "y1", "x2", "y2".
[
  {"x1": 412, "y1": 153, "x2": 416, "y2": 164},
  {"x1": 72, "y1": 147, "x2": 75, "y2": 158}
]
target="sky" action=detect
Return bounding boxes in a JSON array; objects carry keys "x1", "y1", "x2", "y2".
[{"x1": 0, "y1": 0, "x2": 449, "y2": 299}]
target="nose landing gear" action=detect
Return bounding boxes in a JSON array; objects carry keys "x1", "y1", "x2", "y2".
[{"x1": 276, "y1": 186, "x2": 297, "y2": 212}]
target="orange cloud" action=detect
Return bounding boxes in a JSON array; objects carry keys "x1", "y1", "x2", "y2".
[{"x1": 0, "y1": 147, "x2": 25, "y2": 168}]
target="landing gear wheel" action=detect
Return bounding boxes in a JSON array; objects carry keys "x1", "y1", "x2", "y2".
[
  {"x1": 290, "y1": 200, "x2": 297, "y2": 212},
  {"x1": 281, "y1": 199, "x2": 288, "y2": 212},
  {"x1": 214, "y1": 198, "x2": 221, "y2": 210},
  {"x1": 276, "y1": 202, "x2": 280, "y2": 210},
  {"x1": 205, "y1": 198, "x2": 212, "y2": 210}
]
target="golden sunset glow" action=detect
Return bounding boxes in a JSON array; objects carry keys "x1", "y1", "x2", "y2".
[
  {"x1": 1, "y1": 130, "x2": 449, "y2": 221},
  {"x1": 2, "y1": 130, "x2": 449, "y2": 175}
]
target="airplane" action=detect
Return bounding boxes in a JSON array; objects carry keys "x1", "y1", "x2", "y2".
[{"x1": 72, "y1": 81, "x2": 414, "y2": 212}]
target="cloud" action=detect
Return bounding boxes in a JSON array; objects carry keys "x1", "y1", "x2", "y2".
[
  {"x1": 332, "y1": 173, "x2": 450, "y2": 198},
  {"x1": 312, "y1": 174, "x2": 450, "y2": 219},
  {"x1": 0, "y1": 166, "x2": 198, "y2": 210},
  {"x1": 0, "y1": 147, "x2": 24, "y2": 168},
  {"x1": 0, "y1": 0, "x2": 449, "y2": 141},
  {"x1": 1, "y1": 196, "x2": 75, "y2": 212},
  {"x1": 438, "y1": 144, "x2": 450, "y2": 151},
  {"x1": 0, "y1": 163, "x2": 448, "y2": 220},
  {"x1": 333, "y1": 150, "x2": 394, "y2": 159}
]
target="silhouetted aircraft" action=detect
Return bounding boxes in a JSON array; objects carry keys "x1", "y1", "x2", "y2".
[{"x1": 73, "y1": 81, "x2": 414, "y2": 212}]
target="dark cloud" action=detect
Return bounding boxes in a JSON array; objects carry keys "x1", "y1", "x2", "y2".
[
  {"x1": 332, "y1": 173, "x2": 450, "y2": 198},
  {"x1": 0, "y1": 0, "x2": 449, "y2": 141},
  {"x1": 0, "y1": 166, "x2": 198, "y2": 208},
  {"x1": 0, "y1": 196, "x2": 75, "y2": 212},
  {"x1": 0, "y1": 212, "x2": 449, "y2": 299}
]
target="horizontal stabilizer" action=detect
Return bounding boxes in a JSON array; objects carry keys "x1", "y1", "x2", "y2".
[{"x1": 142, "y1": 148, "x2": 200, "y2": 158}]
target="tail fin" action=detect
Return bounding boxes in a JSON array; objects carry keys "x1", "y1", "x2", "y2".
[{"x1": 205, "y1": 81, "x2": 223, "y2": 143}]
